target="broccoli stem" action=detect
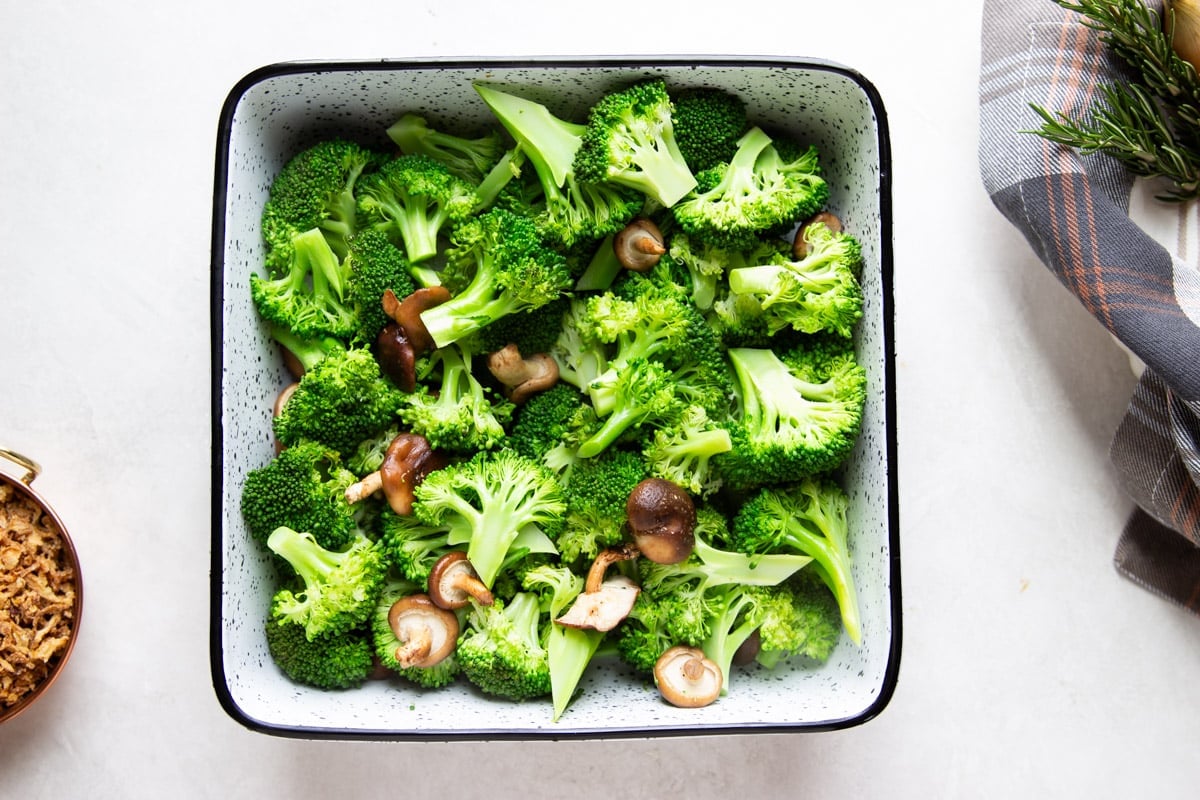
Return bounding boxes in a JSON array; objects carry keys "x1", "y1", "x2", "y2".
[
  {"x1": 418, "y1": 268, "x2": 520, "y2": 349},
  {"x1": 576, "y1": 403, "x2": 645, "y2": 459}
]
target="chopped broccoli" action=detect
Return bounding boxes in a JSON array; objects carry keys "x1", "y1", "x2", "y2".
[
  {"x1": 378, "y1": 506, "x2": 456, "y2": 586},
  {"x1": 670, "y1": 87, "x2": 749, "y2": 173},
  {"x1": 416, "y1": 207, "x2": 573, "y2": 349},
  {"x1": 344, "y1": 228, "x2": 416, "y2": 345},
  {"x1": 264, "y1": 615, "x2": 373, "y2": 690},
  {"x1": 522, "y1": 563, "x2": 603, "y2": 721},
  {"x1": 398, "y1": 337, "x2": 513, "y2": 453},
  {"x1": 506, "y1": 382, "x2": 601, "y2": 478},
  {"x1": 642, "y1": 404, "x2": 733, "y2": 498},
  {"x1": 732, "y1": 476, "x2": 862, "y2": 646},
  {"x1": 557, "y1": 447, "x2": 647, "y2": 566},
  {"x1": 726, "y1": 220, "x2": 864, "y2": 338},
  {"x1": 474, "y1": 83, "x2": 644, "y2": 249},
  {"x1": 411, "y1": 449, "x2": 566, "y2": 589},
  {"x1": 575, "y1": 357, "x2": 682, "y2": 459},
  {"x1": 456, "y1": 591, "x2": 551, "y2": 701},
  {"x1": 672, "y1": 127, "x2": 829, "y2": 251},
  {"x1": 273, "y1": 346, "x2": 406, "y2": 459},
  {"x1": 752, "y1": 569, "x2": 843, "y2": 667},
  {"x1": 573, "y1": 78, "x2": 698, "y2": 208},
  {"x1": 250, "y1": 227, "x2": 357, "y2": 342},
  {"x1": 476, "y1": 295, "x2": 572, "y2": 357},
  {"x1": 548, "y1": 297, "x2": 611, "y2": 394},
  {"x1": 386, "y1": 113, "x2": 505, "y2": 185},
  {"x1": 239, "y1": 440, "x2": 360, "y2": 551},
  {"x1": 267, "y1": 526, "x2": 388, "y2": 641},
  {"x1": 260, "y1": 138, "x2": 383, "y2": 269},
  {"x1": 357, "y1": 153, "x2": 478, "y2": 263},
  {"x1": 716, "y1": 337, "x2": 866, "y2": 489},
  {"x1": 371, "y1": 579, "x2": 461, "y2": 688}
]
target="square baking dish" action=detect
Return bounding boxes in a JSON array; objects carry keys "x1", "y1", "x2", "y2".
[{"x1": 210, "y1": 56, "x2": 899, "y2": 739}]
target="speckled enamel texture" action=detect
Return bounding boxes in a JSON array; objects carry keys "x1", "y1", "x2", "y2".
[{"x1": 211, "y1": 58, "x2": 897, "y2": 740}]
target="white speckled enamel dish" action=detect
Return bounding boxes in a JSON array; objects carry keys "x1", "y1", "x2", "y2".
[{"x1": 210, "y1": 57, "x2": 898, "y2": 740}]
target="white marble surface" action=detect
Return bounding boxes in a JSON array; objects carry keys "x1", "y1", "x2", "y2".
[{"x1": 2, "y1": 1, "x2": 1197, "y2": 797}]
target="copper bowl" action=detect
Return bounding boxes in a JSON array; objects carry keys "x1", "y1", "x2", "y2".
[{"x1": 0, "y1": 449, "x2": 83, "y2": 724}]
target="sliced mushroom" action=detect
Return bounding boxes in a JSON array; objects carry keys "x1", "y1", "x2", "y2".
[
  {"x1": 654, "y1": 645, "x2": 722, "y2": 708},
  {"x1": 428, "y1": 551, "x2": 494, "y2": 609},
  {"x1": 383, "y1": 286, "x2": 451, "y2": 355},
  {"x1": 555, "y1": 545, "x2": 641, "y2": 632},
  {"x1": 344, "y1": 432, "x2": 448, "y2": 515},
  {"x1": 486, "y1": 344, "x2": 560, "y2": 403},
  {"x1": 374, "y1": 322, "x2": 417, "y2": 392},
  {"x1": 626, "y1": 478, "x2": 696, "y2": 565},
  {"x1": 387, "y1": 594, "x2": 459, "y2": 669},
  {"x1": 613, "y1": 217, "x2": 667, "y2": 272},
  {"x1": 792, "y1": 211, "x2": 843, "y2": 259}
]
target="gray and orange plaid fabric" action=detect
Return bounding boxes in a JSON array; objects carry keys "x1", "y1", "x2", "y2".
[{"x1": 979, "y1": 0, "x2": 1200, "y2": 613}]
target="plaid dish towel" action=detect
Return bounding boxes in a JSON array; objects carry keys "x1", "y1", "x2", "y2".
[{"x1": 979, "y1": 0, "x2": 1200, "y2": 613}]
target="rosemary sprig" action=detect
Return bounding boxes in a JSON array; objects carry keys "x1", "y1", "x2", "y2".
[{"x1": 1027, "y1": 0, "x2": 1200, "y2": 199}]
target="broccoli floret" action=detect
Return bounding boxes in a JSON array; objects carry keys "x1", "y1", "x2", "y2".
[
  {"x1": 716, "y1": 338, "x2": 867, "y2": 489},
  {"x1": 672, "y1": 127, "x2": 829, "y2": 252},
  {"x1": 398, "y1": 338, "x2": 513, "y2": 453},
  {"x1": 371, "y1": 580, "x2": 461, "y2": 688},
  {"x1": 344, "y1": 228, "x2": 416, "y2": 345},
  {"x1": 576, "y1": 358, "x2": 683, "y2": 459},
  {"x1": 411, "y1": 449, "x2": 566, "y2": 589},
  {"x1": 557, "y1": 448, "x2": 647, "y2": 566},
  {"x1": 616, "y1": 516, "x2": 811, "y2": 678},
  {"x1": 573, "y1": 78, "x2": 698, "y2": 208},
  {"x1": 378, "y1": 506, "x2": 456, "y2": 586},
  {"x1": 239, "y1": 440, "x2": 359, "y2": 551},
  {"x1": 386, "y1": 113, "x2": 506, "y2": 185},
  {"x1": 267, "y1": 526, "x2": 388, "y2": 641},
  {"x1": 476, "y1": 295, "x2": 572, "y2": 357},
  {"x1": 250, "y1": 227, "x2": 357, "y2": 342},
  {"x1": 521, "y1": 563, "x2": 603, "y2": 721},
  {"x1": 416, "y1": 207, "x2": 573, "y2": 349},
  {"x1": 732, "y1": 476, "x2": 862, "y2": 646},
  {"x1": 548, "y1": 297, "x2": 611, "y2": 394},
  {"x1": 357, "y1": 153, "x2": 478, "y2": 263},
  {"x1": 670, "y1": 87, "x2": 749, "y2": 173},
  {"x1": 726, "y1": 220, "x2": 864, "y2": 339},
  {"x1": 456, "y1": 591, "x2": 551, "y2": 701},
  {"x1": 273, "y1": 346, "x2": 406, "y2": 459},
  {"x1": 642, "y1": 404, "x2": 732, "y2": 499},
  {"x1": 474, "y1": 83, "x2": 644, "y2": 249},
  {"x1": 261, "y1": 139, "x2": 383, "y2": 269},
  {"x1": 264, "y1": 615, "x2": 373, "y2": 690},
  {"x1": 506, "y1": 382, "x2": 601, "y2": 478},
  {"x1": 753, "y1": 569, "x2": 842, "y2": 667}
]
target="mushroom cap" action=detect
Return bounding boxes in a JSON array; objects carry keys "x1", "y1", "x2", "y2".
[
  {"x1": 614, "y1": 217, "x2": 666, "y2": 272},
  {"x1": 428, "y1": 551, "x2": 494, "y2": 610},
  {"x1": 554, "y1": 575, "x2": 640, "y2": 632},
  {"x1": 626, "y1": 478, "x2": 696, "y2": 564},
  {"x1": 653, "y1": 645, "x2": 723, "y2": 708},
  {"x1": 486, "y1": 344, "x2": 559, "y2": 403},
  {"x1": 378, "y1": 433, "x2": 446, "y2": 516},
  {"x1": 387, "y1": 594, "x2": 459, "y2": 669},
  {"x1": 374, "y1": 322, "x2": 417, "y2": 392},
  {"x1": 383, "y1": 286, "x2": 451, "y2": 356}
]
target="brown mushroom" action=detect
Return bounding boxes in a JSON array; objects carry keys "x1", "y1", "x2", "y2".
[
  {"x1": 271, "y1": 383, "x2": 300, "y2": 453},
  {"x1": 344, "y1": 432, "x2": 447, "y2": 515},
  {"x1": 555, "y1": 545, "x2": 641, "y2": 632},
  {"x1": 654, "y1": 645, "x2": 723, "y2": 708},
  {"x1": 374, "y1": 322, "x2": 417, "y2": 392},
  {"x1": 387, "y1": 594, "x2": 459, "y2": 669},
  {"x1": 486, "y1": 344, "x2": 560, "y2": 403},
  {"x1": 613, "y1": 217, "x2": 666, "y2": 272},
  {"x1": 626, "y1": 478, "x2": 696, "y2": 565},
  {"x1": 428, "y1": 551, "x2": 494, "y2": 609},
  {"x1": 382, "y1": 286, "x2": 452, "y2": 355},
  {"x1": 792, "y1": 211, "x2": 843, "y2": 259}
]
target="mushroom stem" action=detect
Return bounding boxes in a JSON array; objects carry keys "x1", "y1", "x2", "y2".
[
  {"x1": 584, "y1": 544, "x2": 640, "y2": 594},
  {"x1": 394, "y1": 627, "x2": 433, "y2": 668},
  {"x1": 614, "y1": 218, "x2": 667, "y2": 272},
  {"x1": 448, "y1": 571, "x2": 494, "y2": 606},
  {"x1": 344, "y1": 471, "x2": 383, "y2": 504},
  {"x1": 486, "y1": 344, "x2": 560, "y2": 403}
]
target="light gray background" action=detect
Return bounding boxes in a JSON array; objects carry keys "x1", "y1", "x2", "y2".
[{"x1": 2, "y1": 1, "x2": 1196, "y2": 797}]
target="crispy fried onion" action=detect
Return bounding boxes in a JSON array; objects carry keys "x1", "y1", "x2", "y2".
[{"x1": 0, "y1": 482, "x2": 76, "y2": 708}]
